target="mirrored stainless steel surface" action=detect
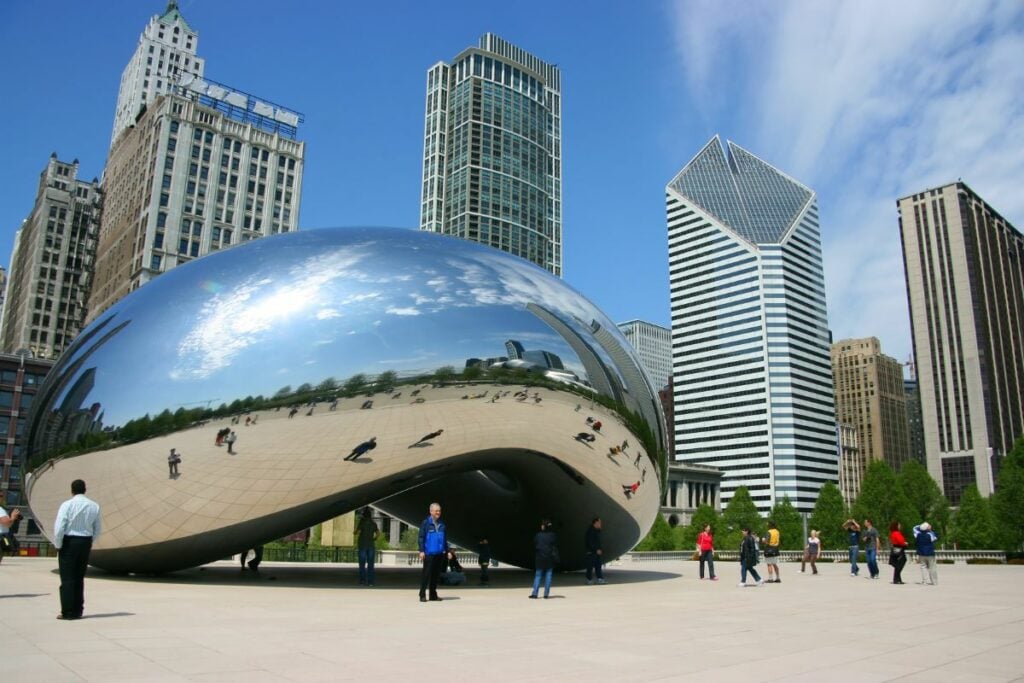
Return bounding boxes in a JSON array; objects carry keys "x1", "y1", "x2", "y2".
[{"x1": 26, "y1": 228, "x2": 666, "y2": 573}]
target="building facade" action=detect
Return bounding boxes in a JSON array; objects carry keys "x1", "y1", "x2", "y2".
[
  {"x1": 110, "y1": 1, "x2": 205, "y2": 147},
  {"x1": 661, "y1": 462, "x2": 723, "y2": 527},
  {"x1": 667, "y1": 136, "x2": 838, "y2": 514},
  {"x1": 831, "y1": 337, "x2": 911, "y2": 472},
  {"x1": 898, "y1": 182, "x2": 1024, "y2": 503},
  {"x1": 90, "y1": 86, "x2": 304, "y2": 321},
  {"x1": 0, "y1": 352, "x2": 53, "y2": 541},
  {"x1": 618, "y1": 319, "x2": 672, "y2": 390},
  {"x1": 420, "y1": 34, "x2": 562, "y2": 275},
  {"x1": 1, "y1": 156, "x2": 101, "y2": 359},
  {"x1": 837, "y1": 422, "x2": 862, "y2": 506},
  {"x1": 904, "y1": 378, "x2": 927, "y2": 464}
]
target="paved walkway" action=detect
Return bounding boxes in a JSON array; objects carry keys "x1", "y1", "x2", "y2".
[{"x1": 1, "y1": 558, "x2": 1022, "y2": 682}]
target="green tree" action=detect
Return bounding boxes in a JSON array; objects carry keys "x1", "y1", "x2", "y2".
[
  {"x1": 808, "y1": 481, "x2": 847, "y2": 551},
  {"x1": 274, "y1": 385, "x2": 292, "y2": 398},
  {"x1": 678, "y1": 504, "x2": 720, "y2": 550},
  {"x1": 462, "y1": 365, "x2": 483, "y2": 381},
  {"x1": 433, "y1": 366, "x2": 456, "y2": 384},
  {"x1": 898, "y1": 460, "x2": 950, "y2": 536},
  {"x1": 950, "y1": 485, "x2": 998, "y2": 549},
  {"x1": 399, "y1": 528, "x2": 420, "y2": 551},
  {"x1": 316, "y1": 377, "x2": 338, "y2": 392},
  {"x1": 375, "y1": 370, "x2": 398, "y2": 391},
  {"x1": 768, "y1": 496, "x2": 804, "y2": 550},
  {"x1": 719, "y1": 486, "x2": 762, "y2": 550},
  {"x1": 635, "y1": 514, "x2": 675, "y2": 551},
  {"x1": 343, "y1": 373, "x2": 368, "y2": 396},
  {"x1": 853, "y1": 460, "x2": 916, "y2": 540},
  {"x1": 993, "y1": 436, "x2": 1024, "y2": 551}
]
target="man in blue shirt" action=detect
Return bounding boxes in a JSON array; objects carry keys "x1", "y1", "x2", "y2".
[
  {"x1": 53, "y1": 479, "x2": 101, "y2": 620},
  {"x1": 418, "y1": 502, "x2": 449, "y2": 602},
  {"x1": 913, "y1": 522, "x2": 939, "y2": 585}
]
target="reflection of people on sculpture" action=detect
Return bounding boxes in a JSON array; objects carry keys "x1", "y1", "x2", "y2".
[
  {"x1": 410, "y1": 429, "x2": 444, "y2": 447},
  {"x1": 634, "y1": 452, "x2": 641, "y2": 467},
  {"x1": 410, "y1": 397, "x2": 425, "y2": 404},
  {"x1": 329, "y1": 398, "x2": 339, "y2": 411},
  {"x1": 167, "y1": 448, "x2": 181, "y2": 477},
  {"x1": 622, "y1": 481, "x2": 639, "y2": 498},
  {"x1": 288, "y1": 407, "x2": 299, "y2": 418},
  {"x1": 225, "y1": 431, "x2": 237, "y2": 454},
  {"x1": 344, "y1": 437, "x2": 377, "y2": 461},
  {"x1": 592, "y1": 420, "x2": 603, "y2": 432},
  {"x1": 215, "y1": 428, "x2": 229, "y2": 446},
  {"x1": 361, "y1": 400, "x2": 374, "y2": 409},
  {"x1": 574, "y1": 432, "x2": 596, "y2": 444}
]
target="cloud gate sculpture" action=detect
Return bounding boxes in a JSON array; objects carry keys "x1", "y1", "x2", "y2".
[{"x1": 26, "y1": 228, "x2": 667, "y2": 573}]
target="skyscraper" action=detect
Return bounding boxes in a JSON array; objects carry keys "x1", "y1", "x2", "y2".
[
  {"x1": 618, "y1": 319, "x2": 672, "y2": 390},
  {"x1": 420, "y1": 34, "x2": 562, "y2": 275},
  {"x1": 831, "y1": 337, "x2": 911, "y2": 471},
  {"x1": 667, "y1": 136, "x2": 838, "y2": 514},
  {"x1": 90, "y1": 82, "x2": 305, "y2": 321},
  {"x1": 898, "y1": 182, "x2": 1024, "y2": 503},
  {"x1": 110, "y1": 1, "x2": 205, "y2": 147},
  {"x1": 1, "y1": 156, "x2": 101, "y2": 359}
]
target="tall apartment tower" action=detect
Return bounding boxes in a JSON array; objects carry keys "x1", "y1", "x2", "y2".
[
  {"x1": 0, "y1": 156, "x2": 101, "y2": 359},
  {"x1": 420, "y1": 34, "x2": 562, "y2": 275},
  {"x1": 836, "y1": 422, "x2": 862, "y2": 505},
  {"x1": 617, "y1": 319, "x2": 672, "y2": 390},
  {"x1": 831, "y1": 337, "x2": 911, "y2": 472},
  {"x1": 667, "y1": 137, "x2": 838, "y2": 514},
  {"x1": 90, "y1": 82, "x2": 304, "y2": 321},
  {"x1": 110, "y1": 1, "x2": 205, "y2": 147},
  {"x1": 898, "y1": 182, "x2": 1024, "y2": 503}
]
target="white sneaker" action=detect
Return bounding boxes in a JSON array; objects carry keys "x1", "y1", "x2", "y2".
[
  {"x1": 737, "y1": 582, "x2": 746, "y2": 587},
  {"x1": 596, "y1": 579, "x2": 606, "y2": 584},
  {"x1": 798, "y1": 570, "x2": 805, "y2": 573},
  {"x1": 756, "y1": 580, "x2": 764, "y2": 587},
  {"x1": 586, "y1": 579, "x2": 593, "y2": 585}
]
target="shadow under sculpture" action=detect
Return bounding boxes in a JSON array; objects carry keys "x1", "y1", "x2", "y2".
[{"x1": 25, "y1": 228, "x2": 667, "y2": 573}]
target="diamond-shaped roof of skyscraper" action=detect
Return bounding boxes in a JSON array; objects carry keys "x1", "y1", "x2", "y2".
[{"x1": 668, "y1": 136, "x2": 813, "y2": 244}]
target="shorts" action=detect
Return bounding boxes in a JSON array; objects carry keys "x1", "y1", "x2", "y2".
[{"x1": 765, "y1": 554, "x2": 779, "y2": 566}]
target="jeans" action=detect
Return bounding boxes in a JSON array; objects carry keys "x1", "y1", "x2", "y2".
[
  {"x1": 848, "y1": 546, "x2": 859, "y2": 575},
  {"x1": 699, "y1": 550, "x2": 716, "y2": 579},
  {"x1": 531, "y1": 568, "x2": 553, "y2": 597},
  {"x1": 358, "y1": 547, "x2": 375, "y2": 584},
  {"x1": 585, "y1": 553, "x2": 603, "y2": 581},
  {"x1": 740, "y1": 564, "x2": 761, "y2": 584},
  {"x1": 866, "y1": 547, "x2": 878, "y2": 578}
]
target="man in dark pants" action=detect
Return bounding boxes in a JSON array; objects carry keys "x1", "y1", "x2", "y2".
[
  {"x1": 53, "y1": 479, "x2": 101, "y2": 620},
  {"x1": 584, "y1": 517, "x2": 605, "y2": 584},
  {"x1": 418, "y1": 502, "x2": 448, "y2": 602}
]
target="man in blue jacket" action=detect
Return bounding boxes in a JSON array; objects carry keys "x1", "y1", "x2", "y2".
[
  {"x1": 913, "y1": 522, "x2": 939, "y2": 585},
  {"x1": 418, "y1": 502, "x2": 449, "y2": 602}
]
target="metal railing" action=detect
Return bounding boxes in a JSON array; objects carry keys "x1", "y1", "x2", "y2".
[{"x1": 625, "y1": 549, "x2": 1009, "y2": 563}]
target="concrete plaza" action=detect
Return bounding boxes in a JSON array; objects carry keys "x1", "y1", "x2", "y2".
[{"x1": 1, "y1": 557, "x2": 1022, "y2": 682}]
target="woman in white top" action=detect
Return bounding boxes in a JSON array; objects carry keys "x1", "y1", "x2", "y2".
[{"x1": 801, "y1": 529, "x2": 821, "y2": 574}]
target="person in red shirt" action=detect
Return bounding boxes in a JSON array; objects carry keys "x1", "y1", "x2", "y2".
[
  {"x1": 889, "y1": 521, "x2": 908, "y2": 584},
  {"x1": 697, "y1": 524, "x2": 718, "y2": 580}
]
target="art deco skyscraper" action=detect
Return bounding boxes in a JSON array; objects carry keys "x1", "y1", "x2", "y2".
[
  {"x1": 110, "y1": 1, "x2": 205, "y2": 147},
  {"x1": 0, "y1": 156, "x2": 101, "y2": 359},
  {"x1": 667, "y1": 137, "x2": 838, "y2": 514},
  {"x1": 420, "y1": 34, "x2": 562, "y2": 275},
  {"x1": 898, "y1": 182, "x2": 1024, "y2": 503},
  {"x1": 831, "y1": 337, "x2": 911, "y2": 472}
]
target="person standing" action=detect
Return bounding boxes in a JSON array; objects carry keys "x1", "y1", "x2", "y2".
[
  {"x1": 738, "y1": 527, "x2": 763, "y2": 587},
  {"x1": 913, "y1": 522, "x2": 939, "y2": 585},
  {"x1": 477, "y1": 537, "x2": 491, "y2": 586},
  {"x1": 418, "y1": 503, "x2": 448, "y2": 602},
  {"x1": 800, "y1": 530, "x2": 821, "y2": 574},
  {"x1": 225, "y1": 431, "x2": 237, "y2": 454},
  {"x1": 584, "y1": 517, "x2": 606, "y2": 584},
  {"x1": 356, "y1": 508, "x2": 379, "y2": 586},
  {"x1": 1, "y1": 498, "x2": 23, "y2": 564},
  {"x1": 762, "y1": 520, "x2": 781, "y2": 583},
  {"x1": 529, "y1": 520, "x2": 559, "y2": 599},
  {"x1": 167, "y1": 448, "x2": 181, "y2": 478},
  {"x1": 53, "y1": 479, "x2": 101, "y2": 620},
  {"x1": 889, "y1": 521, "x2": 908, "y2": 584},
  {"x1": 844, "y1": 519, "x2": 861, "y2": 576},
  {"x1": 697, "y1": 523, "x2": 717, "y2": 581},
  {"x1": 862, "y1": 518, "x2": 881, "y2": 579}
]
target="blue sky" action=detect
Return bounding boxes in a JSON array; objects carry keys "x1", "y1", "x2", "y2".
[{"x1": 1, "y1": 1, "x2": 1022, "y2": 369}]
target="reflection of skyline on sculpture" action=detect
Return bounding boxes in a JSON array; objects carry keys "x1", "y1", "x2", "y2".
[{"x1": 35, "y1": 229, "x2": 632, "y2": 429}]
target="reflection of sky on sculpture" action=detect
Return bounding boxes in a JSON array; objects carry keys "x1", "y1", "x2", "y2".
[{"x1": 46, "y1": 229, "x2": 623, "y2": 426}]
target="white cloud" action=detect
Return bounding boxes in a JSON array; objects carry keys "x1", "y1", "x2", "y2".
[
  {"x1": 670, "y1": 0, "x2": 1024, "y2": 363},
  {"x1": 386, "y1": 306, "x2": 421, "y2": 316}
]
